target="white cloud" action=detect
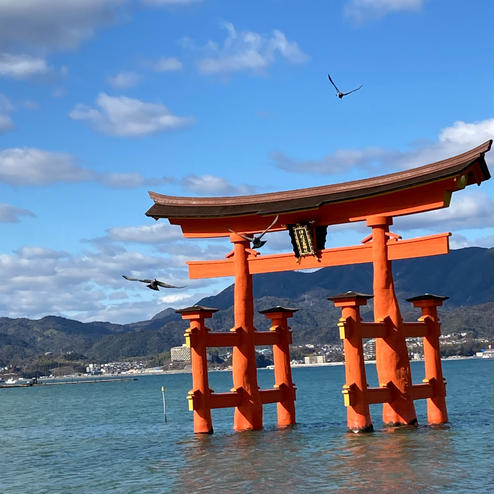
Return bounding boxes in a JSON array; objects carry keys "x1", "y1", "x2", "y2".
[
  {"x1": 0, "y1": 0, "x2": 126, "y2": 53},
  {"x1": 98, "y1": 172, "x2": 146, "y2": 188},
  {"x1": 72, "y1": 301, "x2": 163, "y2": 325},
  {"x1": 159, "y1": 292, "x2": 192, "y2": 305},
  {"x1": 105, "y1": 223, "x2": 183, "y2": 244},
  {"x1": 0, "y1": 240, "x2": 215, "y2": 322},
  {"x1": 100, "y1": 172, "x2": 259, "y2": 194},
  {"x1": 270, "y1": 147, "x2": 399, "y2": 175},
  {"x1": 393, "y1": 118, "x2": 494, "y2": 170},
  {"x1": 69, "y1": 92, "x2": 194, "y2": 137},
  {"x1": 196, "y1": 22, "x2": 308, "y2": 75},
  {"x1": 395, "y1": 192, "x2": 494, "y2": 232},
  {"x1": 270, "y1": 119, "x2": 494, "y2": 244},
  {"x1": 0, "y1": 2, "x2": 125, "y2": 82},
  {"x1": 344, "y1": 0, "x2": 426, "y2": 23},
  {"x1": 438, "y1": 119, "x2": 494, "y2": 148},
  {"x1": 0, "y1": 52, "x2": 51, "y2": 79},
  {"x1": 180, "y1": 174, "x2": 258, "y2": 195},
  {"x1": 0, "y1": 148, "x2": 93, "y2": 185},
  {"x1": 0, "y1": 203, "x2": 36, "y2": 223},
  {"x1": 0, "y1": 147, "x2": 256, "y2": 193},
  {"x1": 448, "y1": 233, "x2": 494, "y2": 250},
  {"x1": 153, "y1": 57, "x2": 183, "y2": 72},
  {"x1": 107, "y1": 71, "x2": 141, "y2": 89},
  {"x1": 271, "y1": 118, "x2": 494, "y2": 175},
  {"x1": 88, "y1": 223, "x2": 231, "y2": 268},
  {"x1": 87, "y1": 221, "x2": 230, "y2": 266},
  {"x1": 0, "y1": 147, "x2": 174, "y2": 188},
  {"x1": 98, "y1": 172, "x2": 172, "y2": 188}
]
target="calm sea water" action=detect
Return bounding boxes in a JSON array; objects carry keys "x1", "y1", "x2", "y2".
[{"x1": 1, "y1": 359, "x2": 493, "y2": 494}]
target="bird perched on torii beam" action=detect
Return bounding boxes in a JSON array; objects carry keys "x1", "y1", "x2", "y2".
[
  {"x1": 122, "y1": 275, "x2": 184, "y2": 291},
  {"x1": 328, "y1": 74, "x2": 362, "y2": 99},
  {"x1": 227, "y1": 215, "x2": 279, "y2": 249}
]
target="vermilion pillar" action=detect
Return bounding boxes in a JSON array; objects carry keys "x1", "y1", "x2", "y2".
[
  {"x1": 259, "y1": 307, "x2": 297, "y2": 427},
  {"x1": 366, "y1": 215, "x2": 417, "y2": 426},
  {"x1": 407, "y1": 294, "x2": 449, "y2": 424},
  {"x1": 177, "y1": 305, "x2": 218, "y2": 434},
  {"x1": 230, "y1": 233, "x2": 263, "y2": 431},
  {"x1": 329, "y1": 292, "x2": 373, "y2": 432}
]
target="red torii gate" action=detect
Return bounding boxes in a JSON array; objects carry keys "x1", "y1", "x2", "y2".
[{"x1": 146, "y1": 141, "x2": 491, "y2": 433}]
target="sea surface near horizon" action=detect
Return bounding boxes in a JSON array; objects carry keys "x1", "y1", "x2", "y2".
[{"x1": 1, "y1": 359, "x2": 493, "y2": 494}]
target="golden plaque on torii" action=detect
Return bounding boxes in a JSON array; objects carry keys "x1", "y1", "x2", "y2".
[{"x1": 288, "y1": 223, "x2": 316, "y2": 258}]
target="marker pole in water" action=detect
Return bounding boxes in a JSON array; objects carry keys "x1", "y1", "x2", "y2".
[{"x1": 161, "y1": 386, "x2": 167, "y2": 423}]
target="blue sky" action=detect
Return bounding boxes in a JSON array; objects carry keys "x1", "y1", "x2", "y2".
[{"x1": 0, "y1": 0, "x2": 492, "y2": 323}]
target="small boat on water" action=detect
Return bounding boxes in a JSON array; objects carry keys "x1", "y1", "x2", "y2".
[{"x1": 0, "y1": 377, "x2": 35, "y2": 388}]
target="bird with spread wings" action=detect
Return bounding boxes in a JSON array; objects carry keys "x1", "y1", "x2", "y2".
[
  {"x1": 227, "y1": 215, "x2": 279, "y2": 249},
  {"x1": 328, "y1": 74, "x2": 362, "y2": 99},
  {"x1": 122, "y1": 275, "x2": 184, "y2": 291}
]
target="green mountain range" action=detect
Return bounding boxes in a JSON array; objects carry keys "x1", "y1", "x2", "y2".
[{"x1": 1, "y1": 247, "x2": 492, "y2": 367}]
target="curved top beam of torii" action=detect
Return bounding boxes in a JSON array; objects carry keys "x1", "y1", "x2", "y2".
[{"x1": 146, "y1": 141, "x2": 491, "y2": 238}]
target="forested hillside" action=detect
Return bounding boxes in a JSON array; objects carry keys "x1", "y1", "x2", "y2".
[{"x1": 1, "y1": 247, "x2": 492, "y2": 367}]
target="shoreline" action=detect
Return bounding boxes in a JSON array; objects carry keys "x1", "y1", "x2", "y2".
[{"x1": 31, "y1": 355, "x2": 489, "y2": 381}]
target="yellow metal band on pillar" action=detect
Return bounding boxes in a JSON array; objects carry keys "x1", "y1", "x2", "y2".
[
  {"x1": 187, "y1": 391, "x2": 195, "y2": 411},
  {"x1": 338, "y1": 320, "x2": 348, "y2": 339},
  {"x1": 342, "y1": 385, "x2": 353, "y2": 407},
  {"x1": 343, "y1": 393, "x2": 350, "y2": 407}
]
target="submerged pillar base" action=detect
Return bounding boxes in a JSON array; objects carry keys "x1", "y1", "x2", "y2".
[
  {"x1": 195, "y1": 428, "x2": 214, "y2": 435},
  {"x1": 348, "y1": 424, "x2": 374, "y2": 434},
  {"x1": 383, "y1": 418, "x2": 419, "y2": 428}
]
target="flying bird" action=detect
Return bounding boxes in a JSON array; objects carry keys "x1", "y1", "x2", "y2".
[
  {"x1": 328, "y1": 74, "x2": 362, "y2": 99},
  {"x1": 122, "y1": 275, "x2": 184, "y2": 291},
  {"x1": 227, "y1": 215, "x2": 279, "y2": 249}
]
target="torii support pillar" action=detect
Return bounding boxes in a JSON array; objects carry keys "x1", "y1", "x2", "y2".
[
  {"x1": 259, "y1": 307, "x2": 297, "y2": 427},
  {"x1": 407, "y1": 294, "x2": 449, "y2": 425},
  {"x1": 329, "y1": 292, "x2": 373, "y2": 433},
  {"x1": 177, "y1": 305, "x2": 219, "y2": 434},
  {"x1": 230, "y1": 233, "x2": 263, "y2": 431},
  {"x1": 366, "y1": 215, "x2": 417, "y2": 426}
]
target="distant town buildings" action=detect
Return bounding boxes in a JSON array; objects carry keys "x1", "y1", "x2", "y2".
[
  {"x1": 170, "y1": 344, "x2": 191, "y2": 362},
  {"x1": 304, "y1": 355, "x2": 326, "y2": 365},
  {"x1": 475, "y1": 345, "x2": 494, "y2": 359},
  {"x1": 85, "y1": 360, "x2": 146, "y2": 375},
  {"x1": 363, "y1": 339, "x2": 376, "y2": 360}
]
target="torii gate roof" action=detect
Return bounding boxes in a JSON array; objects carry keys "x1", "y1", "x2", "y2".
[{"x1": 146, "y1": 141, "x2": 491, "y2": 238}]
